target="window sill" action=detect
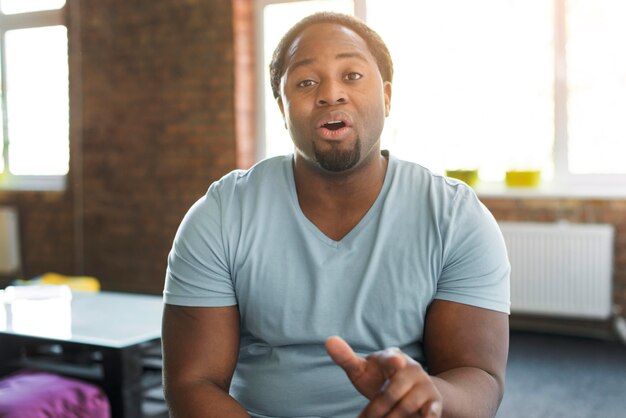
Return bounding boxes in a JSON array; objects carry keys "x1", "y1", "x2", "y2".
[
  {"x1": 474, "y1": 182, "x2": 626, "y2": 200},
  {"x1": 0, "y1": 175, "x2": 67, "y2": 192}
]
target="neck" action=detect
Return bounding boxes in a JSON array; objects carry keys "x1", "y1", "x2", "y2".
[{"x1": 293, "y1": 149, "x2": 388, "y2": 210}]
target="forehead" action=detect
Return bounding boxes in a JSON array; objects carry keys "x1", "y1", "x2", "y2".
[{"x1": 285, "y1": 22, "x2": 373, "y2": 66}]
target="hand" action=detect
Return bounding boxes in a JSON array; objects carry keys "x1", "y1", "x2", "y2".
[{"x1": 325, "y1": 336, "x2": 442, "y2": 418}]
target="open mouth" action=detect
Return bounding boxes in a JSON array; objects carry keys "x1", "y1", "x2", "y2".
[
  {"x1": 316, "y1": 114, "x2": 353, "y2": 139},
  {"x1": 322, "y1": 121, "x2": 347, "y2": 131}
]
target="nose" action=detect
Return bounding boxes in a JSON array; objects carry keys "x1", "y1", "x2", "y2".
[{"x1": 316, "y1": 80, "x2": 347, "y2": 106}]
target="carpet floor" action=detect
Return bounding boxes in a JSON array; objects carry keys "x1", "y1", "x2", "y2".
[{"x1": 497, "y1": 331, "x2": 626, "y2": 418}]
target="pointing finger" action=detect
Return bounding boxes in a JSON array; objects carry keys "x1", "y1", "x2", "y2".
[{"x1": 326, "y1": 336, "x2": 365, "y2": 377}]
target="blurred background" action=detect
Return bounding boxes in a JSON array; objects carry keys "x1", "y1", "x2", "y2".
[{"x1": 0, "y1": 1, "x2": 625, "y2": 416}]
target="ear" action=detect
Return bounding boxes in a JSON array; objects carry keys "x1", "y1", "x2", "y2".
[
  {"x1": 277, "y1": 96, "x2": 288, "y2": 129},
  {"x1": 383, "y1": 81, "x2": 392, "y2": 117}
]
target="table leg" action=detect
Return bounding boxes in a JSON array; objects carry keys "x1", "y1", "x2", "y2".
[{"x1": 101, "y1": 345, "x2": 144, "y2": 418}]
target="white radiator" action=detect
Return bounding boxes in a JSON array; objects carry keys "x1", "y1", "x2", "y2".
[
  {"x1": 498, "y1": 222, "x2": 615, "y2": 320},
  {"x1": 0, "y1": 206, "x2": 20, "y2": 276}
]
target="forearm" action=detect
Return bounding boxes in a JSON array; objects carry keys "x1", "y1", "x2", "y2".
[
  {"x1": 165, "y1": 380, "x2": 250, "y2": 418},
  {"x1": 431, "y1": 367, "x2": 504, "y2": 418}
]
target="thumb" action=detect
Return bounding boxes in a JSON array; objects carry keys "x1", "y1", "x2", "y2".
[{"x1": 325, "y1": 336, "x2": 366, "y2": 377}]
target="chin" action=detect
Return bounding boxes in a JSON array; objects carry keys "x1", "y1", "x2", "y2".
[{"x1": 313, "y1": 139, "x2": 361, "y2": 173}]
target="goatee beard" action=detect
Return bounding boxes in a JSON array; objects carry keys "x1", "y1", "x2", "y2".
[{"x1": 313, "y1": 139, "x2": 361, "y2": 172}]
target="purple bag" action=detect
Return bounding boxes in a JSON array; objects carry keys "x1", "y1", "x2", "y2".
[{"x1": 0, "y1": 370, "x2": 110, "y2": 418}]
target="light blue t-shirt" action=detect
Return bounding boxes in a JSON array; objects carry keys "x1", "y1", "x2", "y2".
[{"x1": 164, "y1": 153, "x2": 510, "y2": 418}]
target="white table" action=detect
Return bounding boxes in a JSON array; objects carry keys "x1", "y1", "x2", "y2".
[{"x1": 0, "y1": 289, "x2": 164, "y2": 418}]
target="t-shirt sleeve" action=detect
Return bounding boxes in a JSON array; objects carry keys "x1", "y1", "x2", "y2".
[
  {"x1": 163, "y1": 183, "x2": 237, "y2": 307},
  {"x1": 435, "y1": 186, "x2": 511, "y2": 314}
]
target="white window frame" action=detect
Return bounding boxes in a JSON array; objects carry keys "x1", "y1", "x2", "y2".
[
  {"x1": 255, "y1": 0, "x2": 626, "y2": 198},
  {"x1": 0, "y1": 6, "x2": 67, "y2": 191}
]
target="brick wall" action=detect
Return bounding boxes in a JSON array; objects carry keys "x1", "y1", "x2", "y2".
[
  {"x1": 233, "y1": 0, "x2": 256, "y2": 169},
  {"x1": 0, "y1": 191, "x2": 74, "y2": 285},
  {"x1": 77, "y1": 0, "x2": 242, "y2": 293},
  {"x1": 0, "y1": 0, "x2": 248, "y2": 294}
]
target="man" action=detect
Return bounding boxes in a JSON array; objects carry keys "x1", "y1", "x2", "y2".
[{"x1": 162, "y1": 12, "x2": 510, "y2": 418}]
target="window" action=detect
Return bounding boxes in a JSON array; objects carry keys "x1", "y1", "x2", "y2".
[
  {"x1": 256, "y1": 0, "x2": 626, "y2": 193},
  {"x1": 0, "y1": 0, "x2": 68, "y2": 190},
  {"x1": 565, "y1": 0, "x2": 626, "y2": 176}
]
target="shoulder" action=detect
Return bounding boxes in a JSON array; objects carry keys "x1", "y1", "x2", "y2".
[
  {"x1": 179, "y1": 155, "x2": 294, "y2": 232},
  {"x1": 211, "y1": 155, "x2": 290, "y2": 192},
  {"x1": 174, "y1": 155, "x2": 293, "y2": 250},
  {"x1": 200, "y1": 155, "x2": 292, "y2": 206},
  {"x1": 389, "y1": 154, "x2": 477, "y2": 206},
  {"x1": 387, "y1": 154, "x2": 495, "y2": 240}
]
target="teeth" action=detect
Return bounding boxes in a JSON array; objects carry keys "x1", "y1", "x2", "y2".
[{"x1": 323, "y1": 121, "x2": 345, "y2": 130}]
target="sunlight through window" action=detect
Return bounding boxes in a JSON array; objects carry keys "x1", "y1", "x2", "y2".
[
  {"x1": 566, "y1": 0, "x2": 626, "y2": 174},
  {"x1": 0, "y1": 0, "x2": 65, "y2": 14},
  {"x1": 5, "y1": 26, "x2": 69, "y2": 175},
  {"x1": 368, "y1": 0, "x2": 554, "y2": 181}
]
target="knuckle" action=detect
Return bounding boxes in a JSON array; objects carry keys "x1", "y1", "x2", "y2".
[
  {"x1": 381, "y1": 386, "x2": 400, "y2": 404},
  {"x1": 430, "y1": 400, "x2": 443, "y2": 417},
  {"x1": 408, "y1": 359, "x2": 424, "y2": 371},
  {"x1": 396, "y1": 398, "x2": 415, "y2": 415},
  {"x1": 366, "y1": 401, "x2": 389, "y2": 418}
]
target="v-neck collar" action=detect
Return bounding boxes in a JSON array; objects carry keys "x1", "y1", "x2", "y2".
[{"x1": 284, "y1": 151, "x2": 394, "y2": 248}]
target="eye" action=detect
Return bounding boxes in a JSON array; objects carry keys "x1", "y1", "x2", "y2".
[
  {"x1": 345, "y1": 72, "x2": 363, "y2": 81},
  {"x1": 297, "y1": 79, "x2": 317, "y2": 88}
]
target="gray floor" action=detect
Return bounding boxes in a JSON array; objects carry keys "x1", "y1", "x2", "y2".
[{"x1": 497, "y1": 331, "x2": 626, "y2": 418}]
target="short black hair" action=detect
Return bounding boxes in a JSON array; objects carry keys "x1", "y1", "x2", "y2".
[{"x1": 269, "y1": 12, "x2": 393, "y2": 99}]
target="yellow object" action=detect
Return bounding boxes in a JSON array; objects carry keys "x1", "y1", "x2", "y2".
[
  {"x1": 15, "y1": 273, "x2": 101, "y2": 292},
  {"x1": 505, "y1": 170, "x2": 541, "y2": 188},
  {"x1": 445, "y1": 169, "x2": 479, "y2": 187}
]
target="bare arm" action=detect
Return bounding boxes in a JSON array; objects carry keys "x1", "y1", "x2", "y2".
[
  {"x1": 161, "y1": 304, "x2": 249, "y2": 417},
  {"x1": 424, "y1": 299, "x2": 509, "y2": 418}
]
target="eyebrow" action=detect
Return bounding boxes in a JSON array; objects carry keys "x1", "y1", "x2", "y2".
[{"x1": 289, "y1": 51, "x2": 370, "y2": 73}]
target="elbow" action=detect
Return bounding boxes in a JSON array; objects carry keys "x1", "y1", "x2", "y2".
[{"x1": 485, "y1": 369, "x2": 506, "y2": 417}]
